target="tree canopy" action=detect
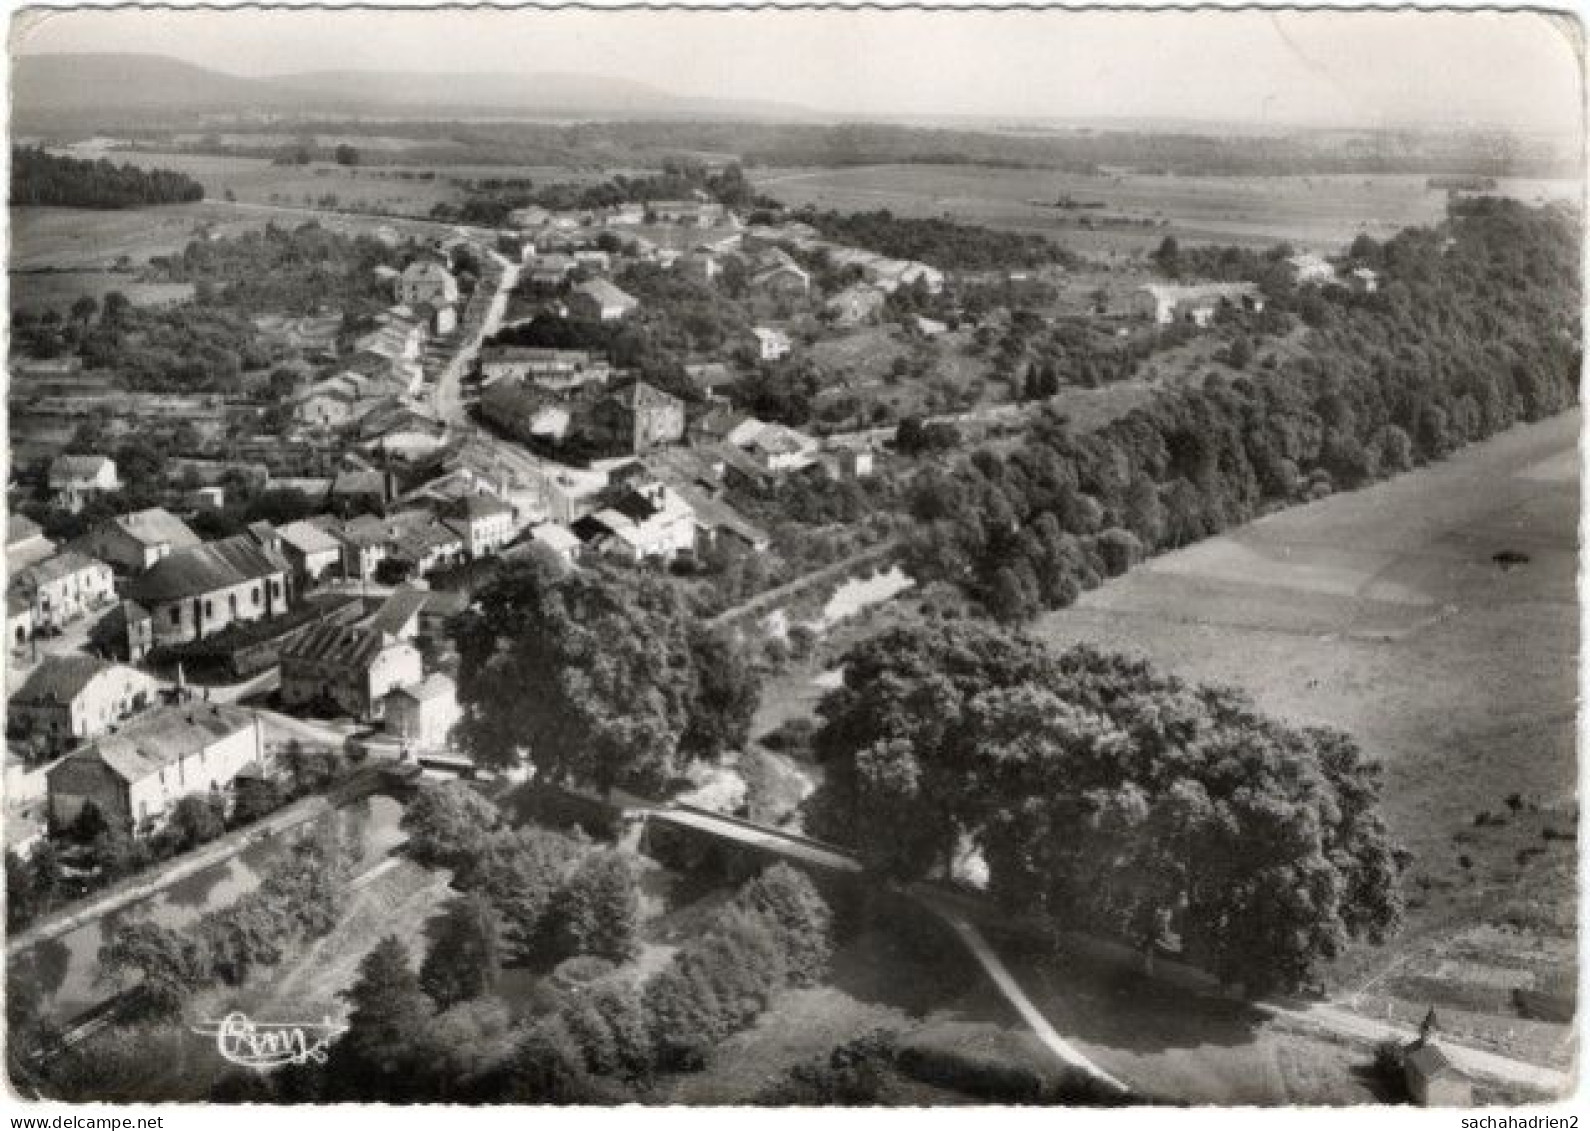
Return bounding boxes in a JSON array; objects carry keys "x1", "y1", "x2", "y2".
[
  {"x1": 453, "y1": 558, "x2": 761, "y2": 793},
  {"x1": 807, "y1": 619, "x2": 1407, "y2": 991}
]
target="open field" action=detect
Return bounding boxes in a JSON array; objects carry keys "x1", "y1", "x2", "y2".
[
  {"x1": 753, "y1": 164, "x2": 1581, "y2": 255},
  {"x1": 1031, "y1": 409, "x2": 1580, "y2": 1063},
  {"x1": 9, "y1": 203, "x2": 271, "y2": 270},
  {"x1": 10, "y1": 270, "x2": 194, "y2": 315}
]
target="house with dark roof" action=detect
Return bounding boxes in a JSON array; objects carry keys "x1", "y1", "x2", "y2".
[
  {"x1": 75, "y1": 507, "x2": 201, "y2": 573},
  {"x1": 7, "y1": 515, "x2": 55, "y2": 575},
  {"x1": 586, "y1": 380, "x2": 685, "y2": 454},
  {"x1": 279, "y1": 622, "x2": 422, "y2": 721},
  {"x1": 365, "y1": 584, "x2": 430, "y2": 641},
  {"x1": 1402, "y1": 1010, "x2": 1473, "y2": 1106},
  {"x1": 46, "y1": 703, "x2": 260, "y2": 833},
  {"x1": 9, "y1": 655, "x2": 160, "y2": 758},
  {"x1": 126, "y1": 534, "x2": 292, "y2": 650},
  {"x1": 48, "y1": 454, "x2": 119, "y2": 513}
]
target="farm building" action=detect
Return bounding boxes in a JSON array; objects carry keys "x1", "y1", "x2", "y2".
[
  {"x1": 752, "y1": 327, "x2": 792, "y2": 361},
  {"x1": 1348, "y1": 266, "x2": 1380, "y2": 294},
  {"x1": 276, "y1": 520, "x2": 345, "y2": 585}
]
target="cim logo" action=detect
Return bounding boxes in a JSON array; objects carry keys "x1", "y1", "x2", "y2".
[{"x1": 193, "y1": 1011, "x2": 349, "y2": 1070}]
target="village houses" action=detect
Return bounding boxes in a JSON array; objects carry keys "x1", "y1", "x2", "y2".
[
  {"x1": 74, "y1": 507, "x2": 201, "y2": 574},
  {"x1": 46, "y1": 702, "x2": 261, "y2": 834},
  {"x1": 276, "y1": 519, "x2": 345, "y2": 585},
  {"x1": 10, "y1": 551, "x2": 116, "y2": 633},
  {"x1": 279, "y1": 621, "x2": 422, "y2": 722},
  {"x1": 568, "y1": 278, "x2": 640, "y2": 322},
  {"x1": 48, "y1": 454, "x2": 119, "y2": 513},
  {"x1": 9, "y1": 655, "x2": 161, "y2": 759},
  {"x1": 7, "y1": 514, "x2": 56, "y2": 575},
  {"x1": 383, "y1": 672, "x2": 463, "y2": 753},
  {"x1": 124, "y1": 533, "x2": 292, "y2": 650},
  {"x1": 589, "y1": 380, "x2": 687, "y2": 454}
]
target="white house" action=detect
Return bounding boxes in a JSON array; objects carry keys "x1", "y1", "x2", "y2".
[
  {"x1": 49, "y1": 455, "x2": 119, "y2": 513},
  {"x1": 443, "y1": 495, "x2": 517, "y2": 559},
  {"x1": 46, "y1": 703, "x2": 262, "y2": 833},
  {"x1": 276, "y1": 520, "x2": 345, "y2": 585},
  {"x1": 1285, "y1": 252, "x2": 1336, "y2": 285},
  {"x1": 752, "y1": 327, "x2": 792, "y2": 362},
  {"x1": 383, "y1": 673, "x2": 463, "y2": 753},
  {"x1": 8, "y1": 655, "x2": 160, "y2": 759},
  {"x1": 10, "y1": 551, "x2": 117, "y2": 632},
  {"x1": 568, "y1": 278, "x2": 640, "y2": 322}
]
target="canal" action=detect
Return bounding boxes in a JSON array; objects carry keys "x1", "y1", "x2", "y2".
[{"x1": 19, "y1": 794, "x2": 407, "y2": 1022}]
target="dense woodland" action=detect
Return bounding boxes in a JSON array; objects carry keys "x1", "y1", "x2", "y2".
[
  {"x1": 149, "y1": 220, "x2": 403, "y2": 318},
  {"x1": 10, "y1": 145, "x2": 204, "y2": 208},
  {"x1": 903, "y1": 198, "x2": 1581, "y2": 620},
  {"x1": 799, "y1": 207, "x2": 1080, "y2": 271},
  {"x1": 807, "y1": 620, "x2": 1407, "y2": 992}
]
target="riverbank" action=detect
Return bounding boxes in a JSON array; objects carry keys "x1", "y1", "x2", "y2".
[{"x1": 8, "y1": 765, "x2": 386, "y2": 955}]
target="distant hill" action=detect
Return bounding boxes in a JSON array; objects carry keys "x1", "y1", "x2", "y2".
[{"x1": 11, "y1": 52, "x2": 814, "y2": 129}]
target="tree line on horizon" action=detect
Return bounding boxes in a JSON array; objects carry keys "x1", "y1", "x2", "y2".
[{"x1": 11, "y1": 145, "x2": 204, "y2": 209}]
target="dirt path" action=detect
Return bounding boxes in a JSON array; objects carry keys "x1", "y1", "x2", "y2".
[{"x1": 912, "y1": 891, "x2": 1131, "y2": 1096}]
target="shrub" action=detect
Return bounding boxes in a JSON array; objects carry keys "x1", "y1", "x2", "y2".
[
  {"x1": 555, "y1": 851, "x2": 641, "y2": 962},
  {"x1": 733, "y1": 863, "x2": 833, "y2": 986},
  {"x1": 401, "y1": 780, "x2": 502, "y2": 869}
]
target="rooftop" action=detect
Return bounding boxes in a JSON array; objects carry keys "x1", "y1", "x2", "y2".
[
  {"x1": 106, "y1": 508, "x2": 200, "y2": 551},
  {"x1": 11, "y1": 654, "x2": 122, "y2": 707},
  {"x1": 388, "y1": 672, "x2": 456, "y2": 704},
  {"x1": 127, "y1": 536, "x2": 289, "y2": 603},
  {"x1": 50, "y1": 454, "x2": 114, "y2": 480},
  {"x1": 12, "y1": 550, "x2": 107, "y2": 590},
  {"x1": 277, "y1": 519, "x2": 343, "y2": 558},
  {"x1": 53, "y1": 703, "x2": 255, "y2": 785},
  {"x1": 281, "y1": 620, "x2": 403, "y2": 670}
]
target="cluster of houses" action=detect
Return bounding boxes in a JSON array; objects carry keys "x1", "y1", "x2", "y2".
[
  {"x1": 1131, "y1": 254, "x2": 1379, "y2": 327},
  {"x1": 295, "y1": 258, "x2": 466, "y2": 434}
]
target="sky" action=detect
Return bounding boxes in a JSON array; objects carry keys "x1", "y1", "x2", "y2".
[{"x1": 9, "y1": 5, "x2": 1585, "y2": 134}]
